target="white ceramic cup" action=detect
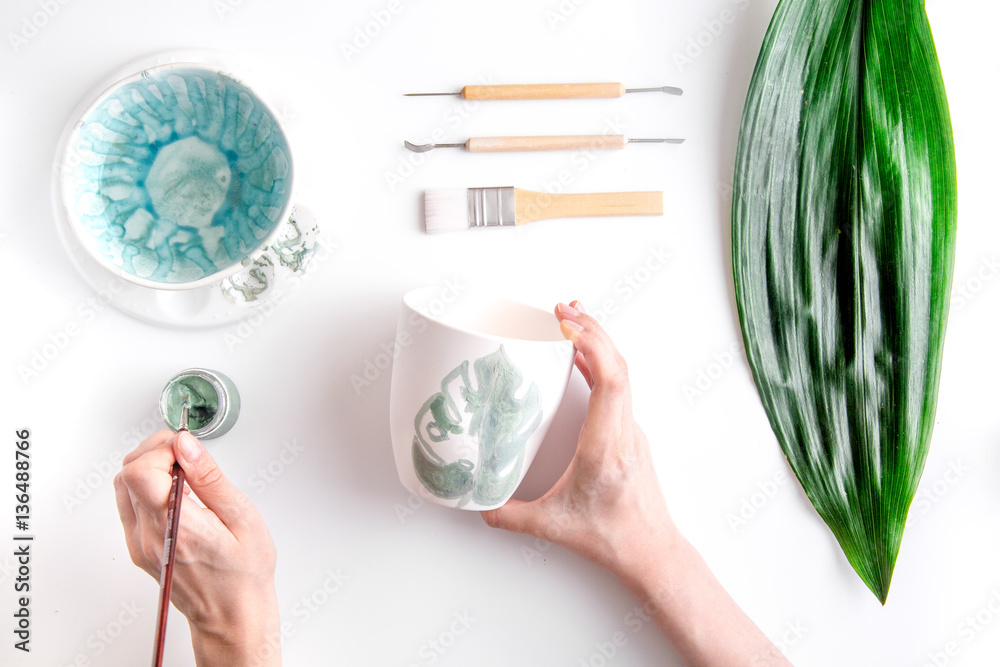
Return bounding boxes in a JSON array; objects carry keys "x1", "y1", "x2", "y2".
[
  {"x1": 55, "y1": 59, "x2": 295, "y2": 291},
  {"x1": 389, "y1": 287, "x2": 575, "y2": 511}
]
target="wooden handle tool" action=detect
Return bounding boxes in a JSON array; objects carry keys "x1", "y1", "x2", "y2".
[
  {"x1": 468, "y1": 134, "x2": 628, "y2": 152},
  {"x1": 424, "y1": 187, "x2": 665, "y2": 233},
  {"x1": 463, "y1": 82, "x2": 625, "y2": 100},
  {"x1": 404, "y1": 135, "x2": 684, "y2": 153},
  {"x1": 406, "y1": 82, "x2": 683, "y2": 100},
  {"x1": 513, "y1": 188, "x2": 663, "y2": 224}
]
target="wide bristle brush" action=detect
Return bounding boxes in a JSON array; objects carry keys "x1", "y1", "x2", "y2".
[{"x1": 424, "y1": 187, "x2": 663, "y2": 234}]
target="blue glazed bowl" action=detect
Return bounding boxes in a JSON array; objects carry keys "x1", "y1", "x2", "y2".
[{"x1": 60, "y1": 63, "x2": 294, "y2": 289}]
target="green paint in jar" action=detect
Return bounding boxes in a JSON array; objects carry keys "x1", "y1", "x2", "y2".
[{"x1": 159, "y1": 368, "x2": 240, "y2": 439}]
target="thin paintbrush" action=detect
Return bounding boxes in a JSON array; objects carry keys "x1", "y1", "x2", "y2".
[
  {"x1": 152, "y1": 396, "x2": 189, "y2": 667},
  {"x1": 424, "y1": 187, "x2": 663, "y2": 233}
]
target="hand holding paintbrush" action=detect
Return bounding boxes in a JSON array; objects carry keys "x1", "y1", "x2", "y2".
[
  {"x1": 151, "y1": 396, "x2": 189, "y2": 667},
  {"x1": 114, "y1": 423, "x2": 281, "y2": 665}
]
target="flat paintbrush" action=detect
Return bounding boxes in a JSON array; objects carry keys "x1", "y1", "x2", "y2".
[
  {"x1": 152, "y1": 396, "x2": 189, "y2": 667},
  {"x1": 424, "y1": 187, "x2": 663, "y2": 234}
]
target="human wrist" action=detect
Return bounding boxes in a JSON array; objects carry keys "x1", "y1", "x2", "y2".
[
  {"x1": 188, "y1": 585, "x2": 282, "y2": 667},
  {"x1": 608, "y1": 520, "x2": 691, "y2": 598}
]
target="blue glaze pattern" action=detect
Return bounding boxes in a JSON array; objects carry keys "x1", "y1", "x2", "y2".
[{"x1": 65, "y1": 65, "x2": 293, "y2": 285}]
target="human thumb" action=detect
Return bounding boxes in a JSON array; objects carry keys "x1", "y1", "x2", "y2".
[
  {"x1": 481, "y1": 499, "x2": 544, "y2": 537},
  {"x1": 173, "y1": 431, "x2": 248, "y2": 527}
]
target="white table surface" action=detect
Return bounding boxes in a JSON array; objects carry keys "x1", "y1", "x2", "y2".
[{"x1": 2, "y1": 0, "x2": 998, "y2": 665}]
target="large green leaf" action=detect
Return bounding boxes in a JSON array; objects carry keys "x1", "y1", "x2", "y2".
[{"x1": 732, "y1": 0, "x2": 957, "y2": 603}]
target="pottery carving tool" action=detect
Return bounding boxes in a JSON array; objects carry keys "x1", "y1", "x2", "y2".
[
  {"x1": 405, "y1": 135, "x2": 684, "y2": 154},
  {"x1": 405, "y1": 82, "x2": 683, "y2": 100},
  {"x1": 152, "y1": 397, "x2": 189, "y2": 667},
  {"x1": 424, "y1": 187, "x2": 663, "y2": 233}
]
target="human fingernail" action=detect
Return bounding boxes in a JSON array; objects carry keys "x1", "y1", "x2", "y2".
[
  {"x1": 177, "y1": 431, "x2": 203, "y2": 463},
  {"x1": 560, "y1": 319, "x2": 584, "y2": 340},
  {"x1": 574, "y1": 301, "x2": 586, "y2": 314},
  {"x1": 559, "y1": 303, "x2": 581, "y2": 317}
]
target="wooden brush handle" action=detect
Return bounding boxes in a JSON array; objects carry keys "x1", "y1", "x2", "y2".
[
  {"x1": 514, "y1": 189, "x2": 663, "y2": 224},
  {"x1": 466, "y1": 135, "x2": 628, "y2": 152},
  {"x1": 460, "y1": 82, "x2": 625, "y2": 100}
]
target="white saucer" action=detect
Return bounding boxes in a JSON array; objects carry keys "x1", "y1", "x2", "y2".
[
  {"x1": 53, "y1": 201, "x2": 326, "y2": 328},
  {"x1": 50, "y1": 51, "x2": 326, "y2": 329}
]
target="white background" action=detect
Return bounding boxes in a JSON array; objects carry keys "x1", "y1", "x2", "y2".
[{"x1": 2, "y1": 0, "x2": 998, "y2": 665}]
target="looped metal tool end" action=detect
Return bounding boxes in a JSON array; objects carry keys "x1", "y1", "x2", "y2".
[{"x1": 404, "y1": 140, "x2": 465, "y2": 153}]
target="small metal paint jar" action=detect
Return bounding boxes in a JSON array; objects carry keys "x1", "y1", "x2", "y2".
[{"x1": 159, "y1": 368, "x2": 241, "y2": 439}]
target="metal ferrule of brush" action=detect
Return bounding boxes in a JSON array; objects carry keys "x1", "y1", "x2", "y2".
[{"x1": 468, "y1": 186, "x2": 517, "y2": 228}]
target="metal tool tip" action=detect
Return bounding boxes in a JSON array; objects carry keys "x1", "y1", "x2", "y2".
[
  {"x1": 179, "y1": 395, "x2": 190, "y2": 432},
  {"x1": 625, "y1": 85, "x2": 684, "y2": 96},
  {"x1": 628, "y1": 138, "x2": 687, "y2": 145}
]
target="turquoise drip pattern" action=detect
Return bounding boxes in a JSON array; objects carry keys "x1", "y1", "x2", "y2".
[{"x1": 67, "y1": 66, "x2": 292, "y2": 284}]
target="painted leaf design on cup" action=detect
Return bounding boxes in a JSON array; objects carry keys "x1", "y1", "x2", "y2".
[{"x1": 412, "y1": 345, "x2": 543, "y2": 507}]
